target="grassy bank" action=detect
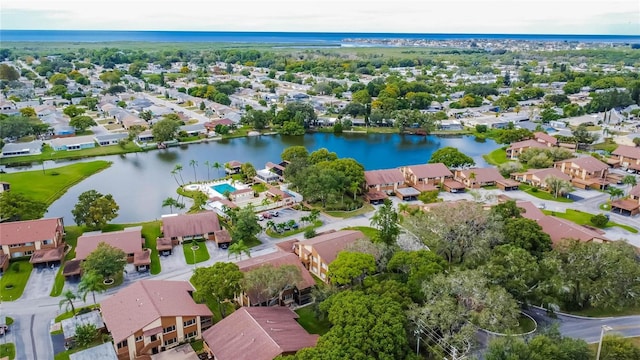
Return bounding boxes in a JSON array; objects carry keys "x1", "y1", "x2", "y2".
[
  {"x1": 0, "y1": 160, "x2": 111, "y2": 206},
  {"x1": 0, "y1": 142, "x2": 141, "y2": 166},
  {"x1": 542, "y1": 209, "x2": 638, "y2": 233},
  {"x1": 483, "y1": 147, "x2": 509, "y2": 165}
]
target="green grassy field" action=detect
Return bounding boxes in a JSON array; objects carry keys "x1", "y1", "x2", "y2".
[
  {"x1": 0, "y1": 143, "x2": 141, "y2": 165},
  {"x1": 324, "y1": 203, "x2": 375, "y2": 218},
  {"x1": 0, "y1": 160, "x2": 111, "y2": 206},
  {"x1": 542, "y1": 209, "x2": 638, "y2": 233},
  {"x1": 183, "y1": 241, "x2": 211, "y2": 264},
  {"x1": 0, "y1": 343, "x2": 15, "y2": 360},
  {"x1": 344, "y1": 226, "x2": 379, "y2": 241},
  {"x1": 0, "y1": 260, "x2": 33, "y2": 301},
  {"x1": 483, "y1": 147, "x2": 509, "y2": 165},
  {"x1": 295, "y1": 306, "x2": 332, "y2": 335},
  {"x1": 518, "y1": 184, "x2": 574, "y2": 203}
]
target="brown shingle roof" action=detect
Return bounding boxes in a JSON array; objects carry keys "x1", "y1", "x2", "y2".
[
  {"x1": 202, "y1": 307, "x2": 318, "y2": 360},
  {"x1": 557, "y1": 157, "x2": 608, "y2": 172},
  {"x1": 364, "y1": 169, "x2": 405, "y2": 186},
  {"x1": 515, "y1": 168, "x2": 571, "y2": 182},
  {"x1": 517, "y1": 201, "x2": 545, "y2": 221},
  {"x1": 275, "y1": 239, "x2": 299, "y2": 253},
  {"x1": 457, "y1": 167, "x2": 505, "y2": 183},
  {"x1": 404, "y1": 163, "x2": 453, "y2": 179},
  {"x1": 161, "y1": 211, "x2": 221, "y2": 239},
  {"x1": 101, "y1": 280, "x2": 212, "y2": 343},
  {"x1": 299, "y1": 230, "x2": 364, "y2": 264},
  {"x1": 612, "y1": 144, "x2": 640, "y2": 160},
  {"x1": 75, "y1": 228, "x2": 143, "y2": 260},
  {"x1": 537, "y1": 216, "x2": 609, "y2": 245},
  {"x1": 226, "y1": 160, "x2": 243, "y2": 168},
  {"x1": 534, "y1": 132, "x2": 558, "y2": 145},
  {"x1": 237, "y1": 252, "x2": 315, "y2": 294},
  {"x1": 30, "y1": 246, "x2": 65, "y2": 264},
  {"x1": 213, "y1": 229, "x2": 231, "y2": 244},
  {"x1": 507, "y1": 139, "x2": 548, "y2": 151},
  {"x1": 630, "y1": 185, "x2": 640, "y2": 198},
  {"x1": 0, "y1": 217, "x2": 63, "y2": 246}
]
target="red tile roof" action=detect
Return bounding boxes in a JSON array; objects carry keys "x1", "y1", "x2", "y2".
[
  {"x1": 299, "y1": 230, "x2": 364, "y2": 264},
  {"x1": 515, "y1": 168, "x2": 571, "y2": 182},
  {"x1": 0, "y1": 217, "x2": 63, "y2": 246},
  {"x1": 161, "y1": 211, "x2": 220, "y2": 239},
  {"x1": 75, "y1": 228, "x2": 143, "y2": 260},
  {"x1": 534, "y1": 132, "x2": 558, "y2": 145},
  {"x1": 612, "y1": 144, "x2": 640, "y2": 160},
  {"x1": 537, "y1": 216, "x2": 609, "y2": 245},
  {"x1": 101, "y1": 280, "x2": 212, "y2": 343},
  {"x1": 364, "y1": 169, "x2": 405, "y2": 186},
  {"x1": 517, "y1": 201, "x2": 545, "y2": 221},
  {"x1": 507, "y1": 139, "x2": 548, "y2": 151},
  {"x1": 457, "y1": 167, "x2": 505, "y2": 183},
  {"x1": 202, "y1": 307, "x2": 318, "y2": 360},
  {"x1": 556, "y1": 157, "x2": 608, "y2": 173},
  {"x1": 404, "y1": 163, "x2": 453, "y2": 179}
]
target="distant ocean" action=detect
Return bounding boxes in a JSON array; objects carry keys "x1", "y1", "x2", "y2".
[{"x1": 1, "y1": 30, "x2": 639, "y2": 44}]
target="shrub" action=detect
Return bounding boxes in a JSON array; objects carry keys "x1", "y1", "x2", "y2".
[
  {"x1": 418, "y1": 190, "x2": 440, "y2": 204},
  {"x1": 304, "y1": 228, "x2": 317, "y2": 239},
  {"x1": 590, "y1": 214, "x2": 609, "y2": 227}
]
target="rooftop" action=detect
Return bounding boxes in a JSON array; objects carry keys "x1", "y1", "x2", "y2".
[
  {"x1": 75, "y1": 228, "x2": 143, "y2": 260},
  {"x1": 0, "y1": 217, "x2": 63, "y2": 246},
  {"x1": 298, "y1": 230, "x2": 364, "y2": 264},
  {"x1": 161, "y1": 211, "x2": 221, "y2": 239},
  {"x1": 557, "y1": 157, "x2": 608, "y2": 172},
  {"x1": 364, "y1": 168, "x2": 405, "y2": 185},
  {"x1": 403, "y1": 163, "x2": 453, "y2": 179},
  {"x1": 68, "y1": 342, "x2": 117, "y2": 360}
]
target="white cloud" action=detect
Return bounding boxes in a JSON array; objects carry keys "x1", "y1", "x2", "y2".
[{"x1": 1, "y1": 0, "x2": 639, "y2": 34}]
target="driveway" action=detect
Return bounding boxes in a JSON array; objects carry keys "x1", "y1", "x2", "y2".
[{"x1": 21, "y1": 265, "x2": 58, "y2": 301}]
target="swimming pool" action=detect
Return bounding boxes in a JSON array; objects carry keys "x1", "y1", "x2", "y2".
[{"x1": 211, "y1": 183, "x2": 237, "y2": 194}]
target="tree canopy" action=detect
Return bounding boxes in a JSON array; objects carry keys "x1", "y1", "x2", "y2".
[
  {"x1": 191, "y1": 262, "x2": 244, "y2": 318},
  {"x1": 81, "y1": 242, "x2": 127, "y2": 280},
  {"x1": 428, "y1": 147, "x2": 475, "y2": 168},
  {"x1": 0, "y1": 192, "x2": 47, "y2": 221},
  {"x1": 71, "y1": 190, "x2": 119, "y2": 230},
  {"x1": 328, "y1": 251, "x2": 376, "y2": 286}
]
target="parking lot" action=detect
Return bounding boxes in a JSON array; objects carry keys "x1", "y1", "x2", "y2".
[{"x1": 258, "y1": 207, "x2": 307, "y2": 233}]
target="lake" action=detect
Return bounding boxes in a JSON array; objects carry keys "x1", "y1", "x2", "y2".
[{"x1": 6, "y1": 133, "x2": 500, "y2": 224}]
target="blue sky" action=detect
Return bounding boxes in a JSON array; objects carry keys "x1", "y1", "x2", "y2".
[{"x1": 2, "y1": 0, "x2": 639, "y2": 35}]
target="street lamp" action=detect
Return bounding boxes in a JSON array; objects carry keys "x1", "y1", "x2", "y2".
[
  {"x1": 413, "y1": 328, "x2": 420, "y2": 356},
  {"x1": 595, "y1": 325, "x2": 613, "y2": 360}
]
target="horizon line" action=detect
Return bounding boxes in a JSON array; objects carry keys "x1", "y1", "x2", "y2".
[{"x1": 1, "y1": 29, "x2": 639, "y2": 37}]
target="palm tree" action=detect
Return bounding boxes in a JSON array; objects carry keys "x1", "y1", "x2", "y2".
[
  {"x1": 622, "y1": 175, "x2": 637, "y2": 195},
  {"x1": 189, "y1": 159, "x2": 198, "y2": 182},
  {"x1": 287, "y1": 219, "x2": 296, "y2": 228},
  {"x1": 59, "y1": 289, "x2": 78, "y2": 316},
  {"x1": 173, "y1": 164, "x2": 185, "y2": 185},
  {"x1": 78, "y1": 271, "x2": 106, "y2": 305},
  {"x1": 213, "y1": 162, "x2": 222, "y2": 178},
  {"x1": 307, "y1": 209, "x2": 320, "y2": 224},
  {"x1": 545, "y1": 176, "x2": 573, "y2": 199},
  {"x1": 203, "y1": 160, "x2": 211, "y2": 181},
  {"x1": 608, "y1": 187, "x2": 625, "y2": 201},
  {"x1": 266, "y1": 220, "x2": 276, "y2": 231},
  {"x1": 349, "y1": 182, "x2": 360, "y2": 201},
  {"x1": 162, "y1": 197, "x2": 180, "y2": 213},
  {"x1": 228, "y1": 240, "x2": 250, "y2": 260}
]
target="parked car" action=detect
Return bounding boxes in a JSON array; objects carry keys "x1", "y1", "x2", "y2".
[
  {"x1": 292, "y1": 223, "x2": 299, "y2": 230},
  {"x1": 262, "y1": 212, "x2": 272, "y2": 219},
  {"x1": 257, "y1": 214, "x2": 264, "y2": 221},
  {"x1": 283, "y1": 223, "x2": 290, "y2": 231},
  {"x1": 270, "y1": 210, "x2": 279, "y2": 217},
  {"x1": 0, "y1": 325, "x2": 8, "y2": 336}
]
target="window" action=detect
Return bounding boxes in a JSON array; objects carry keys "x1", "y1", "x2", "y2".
[
  {"x1": 42, "y1": 240, "x2": 52, "y2": 245},
  {"x1": 135, "y1": 336, "x2": 143, "y2": 342},
  {"x1": 163, "y1": 325, "x2": 176, "y2": 334},
  {"x1": 24, "y1": 242, "x2": 34, "y2": 246},
  {"x1": 185, "y1": 331, "x2": 197, "y2": 339},
  {"x1": 183, "y1": 319, "x2": 196, "y2": 327},
  {"x1": 164, "y1": 338, "x2": 177, "y2": 346},
  {"x1": 24, "y1": 251, "x2": 33, "y2": 256},
  {"x1": 117, "y1": 340, "x2": 128, "y2": 349},
  {"x1": 9, "y1": 244, "x2": 23, "y2": 248}
]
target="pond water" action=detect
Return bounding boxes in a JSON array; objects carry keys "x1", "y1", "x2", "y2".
[{"x1": 5, "y1": 133, "x2": 500, "y2": 224}]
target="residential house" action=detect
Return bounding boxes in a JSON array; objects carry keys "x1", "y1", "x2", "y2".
[
  {"x1": 518, "y1": 201, "x2": 610, "y2": 245},
  {"x1": 160, "y1": 212, "x2": 222, "y2": 244},
  {"x1": 202, "y1": 307, "x2": 318, "y2": 360},
  {"x1": 295, "y1": 230, "x2": 365, "y2": 282},
  {"x1": 438, "y1": 119, "x2": 463, "y2": 131},
  {"x1": 1, "y1": 140, "x2": 43, "y2": 157},
  {"x1": 554, "y1": 157, "x2": 610, "y2": 189},
  {"x1": 454, "y1": 168, "x2": 519, "y2": 190},
  {"x1": 136, "y1": 130, "x2": 154, "y2": 143},
  {"x1": 505, "y1": 139, "x2": 548, "y2": 159},
  {"x1": 609, "y1": 145, "x2": 640, "y2": 172},
  {"x1": 68, "y1": 343, "x2": 117, "y2": 360},
  {"x1": 61, "y1": 310, "x2": 106, "y2": 345},
  {"x1": 235, "y1": 251, "x2": 315, "y2": 307},
  {"x1": 179, "y1": 123, "x2": 206, "y2": 137},
  {"x1": 400, "y1": 163, "x2": 454, "y2": 191},
  {"x1": 94, "y1": 133, "x2": 128, "y2": 146},
  {"x1": 50, "y1": 136, "x2": 96, "y2": 151},
  {"x1": 0, "y1": 217, "x2": 65, "y2": 268},
  {"x1": 229, "y1": 188, "x2": 255, "y2": 202},
  {"x1": 74, "y1": 228, "x2": 150, "y2": 272},
  {"x1": 511, "y1": 168, "x2": 571, "y2": 189},
  {"x1": 364, "y1": 168, "x2": 405, "y2": 192},
  {"x1": 611, "y1": 185, "x2": 640, "y2": 216},
  {"x1": 101, "y1": 280, "x2": 213, "y2": 359},
  {"x1": 533, "y1": 132, "x2": 558, "y2": 147}
]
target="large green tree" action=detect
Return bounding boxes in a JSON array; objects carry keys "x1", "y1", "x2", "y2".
[
  {"x1": 242, "y1": 264, "x2": 302, "y2": 305},
  {"x1": 74, "y1": 323, "x2": 99, "y2": 348},
  {"x1": 428, "y1": 146, "x2": 475, "y2": 168},
  {"x1": 502, "y1": 217, "x2": 552, "y2": 258},
  {"x1": 69, "y1": 115, "x2": 97, "y2": 132},
  {"x1": 485, "y1": 328, "x2": 591, "y2": 360},
  {"x1": 370, "y1": 198, "x2": 400, "y2": 245},
  {"x1": 0, "y1": 64, "x2": 19, "y2": 81},
  {"x1": 0, "y1": 192, "x2": 47, "y2": 221},
  {"x1": 71, "y1": 190, "x2": 119, "y2": 230},
  {"x1": 231, "y1": 205, "x2": 261, "y2": 244},
  {"x1": 63, "y1": 105, "x2": 86, "y2": 118},
  {"x1": 152, "y1": 117, "x2": 180, "y2": 143},
  {"x1": 328, "y1": 251, "x2": 376, "y2": 286},
  {"x1": 387, "y1": 250, "x2": 446, "y2": 301},
  {"x1": 482, "y1": 244, "x2": 541, "y2": 303},
  {"x1": 191, "y1": 262, "x2": 244, "y2": 318},
  {"x1": 81, "y1": 242, "x2": 127, "y2": 280},
  {"x1": 599, "y1": 334, "x2": 640, "y2": 360}
]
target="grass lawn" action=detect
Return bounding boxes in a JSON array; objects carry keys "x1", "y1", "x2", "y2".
[
  {"x1": 351, "y1": 126, "x2": 399, "y2": 134},
  {"x1": 266, "y1": 220, "x2": 322, "y2": 239},
  {"x1": 140, "y1": 221, "x2": 162, "y2": 274},
  {"x1": 0, "y1": 260, "x2": 33, "y2": 301},
  {"x1": 251, "y1": 183, "x2": 267, "y2": 193},
  {"x1": 295, "y1": 307, "x2": 332, "y2": 335},
  {"x1": 53, "y1": 337, "x2": 106, "y2": 360},
  {"x1": 55, "y1": 305, "x2": 96, "y2": 322},
  {"x1": 325, "y1": 203, "x2": 375, "y2": 218},
  {"x1": 516, "y1": 315, "x2": 536, "y2": 333},
  {"x1": 543, "y1": 209, "x2": 638, "y2": 233},
  {"x1": 591, "y1": 138, "x2": 619, "y2": 153},
  {"x1": 0, "y1": 343, "x2": 15, "y2": 360},
  {"x1": 50, "y1": 226, "x2": 83, "y2": 297},
  {"x1": 345, "y1": 226, "x2": 379, "y2": 241},
  {"x1": 483, "y1": 147, "x2": 509, "y2": 165},
  {"x1": 0, "y1": 161, "x2": 111, "y2": 206},
  {"x1": 183, "y1": 241, "x2": 210, "y2": 264},
  {"x1": 518, "y1": 184, "x2": 574, "y2": 203},
  {"x1": 568, "y1": 304, "x2": 640, "y2": 318},
  {"x1": 0, "y1": 142, "x2": 141, "y2": 166},
  {"x1": 191, "y1": 340, "x2": 204, "y2": 352}
]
